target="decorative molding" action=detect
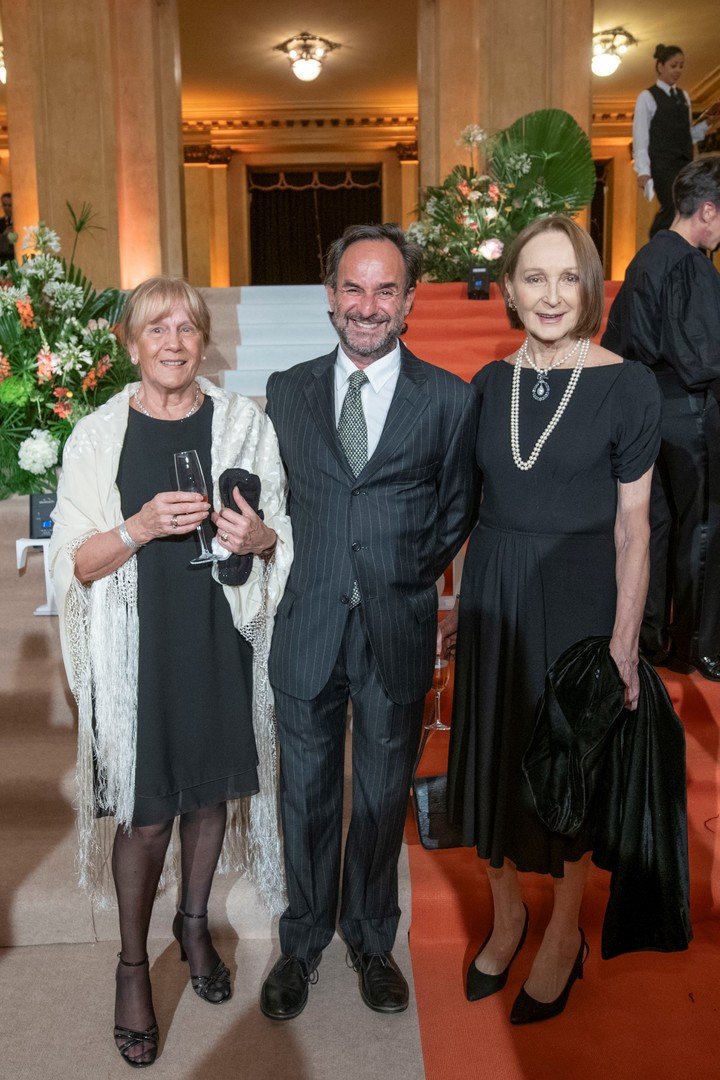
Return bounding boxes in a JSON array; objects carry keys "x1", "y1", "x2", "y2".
[
  {"x1": 183, "y1": 144, "x2": 233, "y2": 165},
  {"x1": 395, "y1": 141, "x2": 418, "y2": 161},
  {"x1": 691, "y1": 65, "x2": 720, "y2": 108}
]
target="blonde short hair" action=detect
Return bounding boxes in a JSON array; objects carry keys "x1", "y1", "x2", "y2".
[
  {"x1": 500, "y1": 216, "x2": 605, "y2": 339},
  {"x1": 120, "y1": 277, "x2": 211, "y2": 347}
]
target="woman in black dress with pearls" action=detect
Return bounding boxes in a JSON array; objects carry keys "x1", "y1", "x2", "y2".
[{"x1": 443, "y1": 217, "x2": 661, "y2": 1023}]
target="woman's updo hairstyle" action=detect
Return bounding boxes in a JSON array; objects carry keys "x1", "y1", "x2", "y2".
[{"x1": 654, "y1": 44, "x2": 683, "y2": 68}]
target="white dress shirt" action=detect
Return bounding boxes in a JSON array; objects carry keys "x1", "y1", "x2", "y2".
[
  {"x1": 632, "y1": 79, "x2": 708, "y2": 177},
  {"x1": 334, "y1": 343, "x2": 401, "y2": 459}
]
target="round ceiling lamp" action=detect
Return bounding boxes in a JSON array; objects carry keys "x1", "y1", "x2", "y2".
[
  {"x1": 592, "y1": 27, "x2": 638, "y2": 78},
  {"x1": 274, "y1": 31, "x2": 341, "y2": 83}
]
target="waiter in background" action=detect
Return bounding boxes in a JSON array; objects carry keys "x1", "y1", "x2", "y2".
[
  {"x1": 602, "y1": 157, "x2": 720, "y2": 681},
  {"x1": 632, "y1": 44, "x2": 720, "y2": 237}
]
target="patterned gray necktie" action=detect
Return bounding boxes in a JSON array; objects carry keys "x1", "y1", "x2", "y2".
[
  {"x1": 337, "y1": 369, "x2": 369, "y2": 476},
  {"x1": 337, "y1": 369, "x2": 369, "y2": 607}
]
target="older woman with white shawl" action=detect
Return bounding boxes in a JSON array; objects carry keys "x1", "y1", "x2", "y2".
[{"x1": 50, "y1": 277, "x2": 292, "y2": 1068}]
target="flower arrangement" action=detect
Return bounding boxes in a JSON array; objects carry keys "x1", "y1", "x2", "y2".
[
  {"x1": 407, "y1": 109, "x2": 597, "y2": 283},
  {"x1": 0, "y1": 220, "x2": 132, "y2": 498}
]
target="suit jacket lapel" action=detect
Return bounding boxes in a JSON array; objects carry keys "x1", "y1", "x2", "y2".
[
  {"x1": 303, "y1": 349, "x2": 356, "y2": 481},
  {"x1": 358, "y1": 344, "x2": 430, "y2": 484}
]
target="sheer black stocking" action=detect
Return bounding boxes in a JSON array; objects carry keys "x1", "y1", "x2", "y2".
[
  {"x1": 112, "y1": 818, "x2": 173, "y2": 1064},
  {"x1": 173, "y1": 802, "x2": 228, "y2": 978}
]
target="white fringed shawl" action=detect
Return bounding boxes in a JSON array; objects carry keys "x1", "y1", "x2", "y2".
[{"x1": 49, "y1": 378, "x2": 293, "y2": 912}]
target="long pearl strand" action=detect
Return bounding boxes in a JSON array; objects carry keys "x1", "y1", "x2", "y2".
[{"x1": 510, "y1": 338, "x2": 589, "y2": 471}]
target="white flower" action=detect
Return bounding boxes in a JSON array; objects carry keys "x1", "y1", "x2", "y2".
[
  {"x1": 458, "y1": 125, "x2": 487, "y2": 148},
  {"x1": 52, "y1": 282, "x2": 85, "y2": 313},
  {"x1": 0, "y1": 285, "x2": 30, "y2": 311},
  {"x1": 18, "y1": 429, "x2": 60, "y2": 475},
  {"x1": 22, "y1": 223, "x2": 61, "y2": 254},
  {"x1": 55, "y1": 339, "x2": 93, "y2": 374},
  {"x1": 478, "y1": 238, "x2": 505, "y2": 261},
  {"x1": 21, "y1": 253, "x2": 64, "y2": 283},
  {"x1": 483, "y1": 206, "x2": 499, "y2": 221},
  {"x1": 506, "y1": 152, "x2": 533, "y2": 176}
]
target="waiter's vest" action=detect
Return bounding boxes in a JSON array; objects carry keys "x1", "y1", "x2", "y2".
[{"x1": 647, "y1": 85, "x2": 693, "y2": 176}]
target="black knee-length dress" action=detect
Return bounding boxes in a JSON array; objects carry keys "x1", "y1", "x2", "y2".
[
  {"x1": 116, "y1": 398, "x2": 257, "y2": 827},
  {"x1": 447, "y1": 359, "x2": 661, "y2": 876}
]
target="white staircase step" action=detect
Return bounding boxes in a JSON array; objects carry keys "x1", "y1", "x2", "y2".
[
  {"x1": 236, "y1": 304, "x2": 330, "y2": 325},
  {"x1": 239, "y1": 322, "x2": 337, "y2": 345},
  {"x1": 238, "y1": 285, "x2": 327, "y2": 304},
  {"x1": 235, "y1": 342, "x2": 337, "y2": 368}
]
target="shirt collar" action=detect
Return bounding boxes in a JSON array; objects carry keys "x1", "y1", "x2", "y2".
[
  {"x1": 335, "y1": 341, "x2": 402, "y2": 393},
  {"x1": 656, "y1": 79, "x2": 676, "y2": 94}
]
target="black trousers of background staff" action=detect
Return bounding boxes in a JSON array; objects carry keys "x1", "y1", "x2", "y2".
[
  {"x1": 642, "y1": 379, "x2": 720, "y2": 662},
  {"x1": 274, "y1": 606, "x2": 425, "y2": 963}
]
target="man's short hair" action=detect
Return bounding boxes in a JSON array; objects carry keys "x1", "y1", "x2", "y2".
[
  {"x1": 673, "y1": 158, "x2": 720, "y2": 218},
  {"x1": 324, "y1": 223, "x2": 423, "y2": 295}
]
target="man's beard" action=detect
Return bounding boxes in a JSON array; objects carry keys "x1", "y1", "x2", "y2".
[{"x1": 329, "y1": 310, "x2": 406, "y2": 360}]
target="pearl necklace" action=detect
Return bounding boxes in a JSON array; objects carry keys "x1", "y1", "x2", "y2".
[
  {"x1": 510, "y1": 338, "x2": 589, "y2": 471},
  {"x1": 520, "y1": 337, "x2": 583, "y2": 401},
  {"x1": 133, "y1": 381, "x2": 201, "y2": 420}
]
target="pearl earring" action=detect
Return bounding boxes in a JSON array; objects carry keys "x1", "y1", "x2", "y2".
[{"x1": 507, "y1": 296, "x2": 516, "y2": 310}]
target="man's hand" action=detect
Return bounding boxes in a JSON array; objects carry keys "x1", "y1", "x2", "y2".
[
  {"x1": 637, "y1": 174, "x2": 651, "y2": 191},
  {"x1": 438, "y1": 602, "x2": 459, "y2": 658}
]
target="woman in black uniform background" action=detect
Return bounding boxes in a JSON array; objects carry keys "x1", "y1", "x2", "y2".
[{"x1": 633, "y1": 43, "x2": 719, "y2": 237}]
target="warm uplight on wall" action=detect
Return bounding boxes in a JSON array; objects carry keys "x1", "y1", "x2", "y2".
[
  {"x1": 274, "y1": 31, "x2": 341, "y2": 82},
  {"x1": 0, "y1": 45, "x2": 7, "y2": 85},
  {"x1": 592, "y1": 28, "x2": 638, "y2": 77}
]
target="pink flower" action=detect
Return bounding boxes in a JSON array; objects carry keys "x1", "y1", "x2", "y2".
[
  {"x1": 478, "y1": 238, "x2": 504, "y2": 261},
  {"x1": 488, "y1": 183, "x2": 501, "y2": 203},
  {"x1": 457, "y1": 180, "x2": 471, "y2": 197},
  {"x1": 36, "y1": 349, "x2": 55, "y2": 384}
]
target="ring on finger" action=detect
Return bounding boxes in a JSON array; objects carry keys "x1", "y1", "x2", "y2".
[
  {"x1": 171, "y1": 515, "x2": 178, "y2": 529},
  {"x1": 221, "y1": 531, "x2": 229, "y2": 542}
]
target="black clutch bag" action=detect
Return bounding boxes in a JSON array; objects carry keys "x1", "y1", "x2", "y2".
[{"x1": 216, "y1": 468, "x2": 264, "y2": 586}]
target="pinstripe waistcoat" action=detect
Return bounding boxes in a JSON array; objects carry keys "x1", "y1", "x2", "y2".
[{"x1": 265, "y1": 343, "x2": 480, "y2": 704}]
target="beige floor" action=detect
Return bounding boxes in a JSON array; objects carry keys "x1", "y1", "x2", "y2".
[{"x1": 0, "y1": 495, "x2": 425, "y2": 1079}]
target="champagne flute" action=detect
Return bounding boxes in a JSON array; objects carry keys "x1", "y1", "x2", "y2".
[
  {"x1": 428, "y1": 657, "x2": 451, "y2": 732},
  {"x1": 173, "y1": 449, "x2": 216, "y2": 565}
]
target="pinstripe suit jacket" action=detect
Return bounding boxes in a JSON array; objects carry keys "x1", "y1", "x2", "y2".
[{"x1": 265, "y1": 343, "x2": 480, "y2": 704}]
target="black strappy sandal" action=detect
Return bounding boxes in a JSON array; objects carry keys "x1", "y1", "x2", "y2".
[
  {"x1": 114, "y1": 955, "x2": 159, "y2": 1069},
  {"x1": 172, "y1": 908, "x2": 232, "y2": 1004}
]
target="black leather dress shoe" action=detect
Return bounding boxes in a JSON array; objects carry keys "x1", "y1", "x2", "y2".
[
  {"x1": 346, "y1": 948, "x2": 409, "y2": 1014},
  {"x1": 260, "y1": 956, "x2": 319, "y2": 1020},
  {"x1": 695, "y1": 656, "x2": 720, "y2": 682}
]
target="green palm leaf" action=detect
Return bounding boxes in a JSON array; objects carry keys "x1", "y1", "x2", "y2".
[{"x1": 491, "y1": 108, "x2": 596, "y2": 208}]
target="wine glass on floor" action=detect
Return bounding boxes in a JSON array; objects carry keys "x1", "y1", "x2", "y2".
[{"x1": 174, "y1": 449, "x2": 216, "y2": 565}]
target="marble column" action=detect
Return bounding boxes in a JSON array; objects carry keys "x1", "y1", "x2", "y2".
[
  {"x1": 0, "y1": 0, "x2": 184, "y2": 289},
  {"x1": 418, "y1": 0, "x2": 593, "y2": 188}
]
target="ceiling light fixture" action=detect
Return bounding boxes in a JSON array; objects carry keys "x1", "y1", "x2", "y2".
[
  {"x1": 591, "y1": 27, "x2": 638, "y2": 77},
  {"x1": 274, "y1": 31, "x2": 341, "y2": 82}
]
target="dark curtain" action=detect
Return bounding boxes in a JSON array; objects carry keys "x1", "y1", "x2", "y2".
[{"x1": 249, "y1": 170, "x2": 382, "y2": 285}]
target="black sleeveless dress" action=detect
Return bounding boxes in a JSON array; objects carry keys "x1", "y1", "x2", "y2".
[
  {"x1": 447, "y1": 360, "x2": 661, "y2": 876},
  {"x1": 116, "y1": 398, "x2": 257, "y2": 826}
]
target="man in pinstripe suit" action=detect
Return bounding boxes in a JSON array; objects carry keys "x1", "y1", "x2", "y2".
[{"x1": 261, "y1": 224, "x2": 479, "y2": 1019}]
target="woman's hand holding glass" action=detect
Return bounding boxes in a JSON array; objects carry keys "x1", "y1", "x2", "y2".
[
  {"x1": 211, "y1": 485, "x2": 277, "y2": 556},
  {"x1": 128, "y1": 490, "x2": 211, "y2": 544}
]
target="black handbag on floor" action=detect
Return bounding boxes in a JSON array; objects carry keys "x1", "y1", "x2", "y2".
[{"x1": 216, "y1": 468, "x2": 264, "y2": 586}]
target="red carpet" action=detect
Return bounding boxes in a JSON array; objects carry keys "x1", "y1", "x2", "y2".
[
  {"x1": 402, "y1": 291, "x2": 718, "y2": 1078},
  {"x1": 407, "y1": 661, "x2": 720, "y2": 1079}
]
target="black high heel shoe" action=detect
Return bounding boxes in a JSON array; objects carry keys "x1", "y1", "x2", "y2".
[
  {"x1": 172, "y1": 908, "x2": 232, "y2": 1004},
  {"x1": 114, "y1": 954, "x2": 159, "y2": 1069},
  {"x1": 465, "y1": 903, "x2": 529, "y2": 1001},
  {"x1": 510, "y1": 929, "x2": 588, "y2": 1025}
]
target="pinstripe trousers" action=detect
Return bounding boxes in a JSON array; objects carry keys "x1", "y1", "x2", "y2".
[{"x1": 274, "y1": 605, "x2": 424, "y2": 961}]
